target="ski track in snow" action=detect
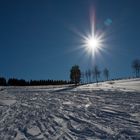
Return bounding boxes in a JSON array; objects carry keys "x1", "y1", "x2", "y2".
[{"x1": 0, "y1": 83, "x2": 140, "y2": 140}]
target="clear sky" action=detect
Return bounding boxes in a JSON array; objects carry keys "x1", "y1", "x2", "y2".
[{"x1": 0, "y1": 0, "x2": 140, "y2": 80}]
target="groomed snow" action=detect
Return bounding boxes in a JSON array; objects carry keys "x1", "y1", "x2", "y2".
[{"x1": 0, "y1": 78, "x2": 140, "y2": 139}]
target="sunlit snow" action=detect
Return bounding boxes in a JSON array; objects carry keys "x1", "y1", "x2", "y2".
[{"x1": 0, "y1": 79, "x2": 140, "y2": 139}]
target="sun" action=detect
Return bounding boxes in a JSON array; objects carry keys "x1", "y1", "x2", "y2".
[
  {"x1": 71, "y1": 9, "x2": 105, "y2": 57},
  {"x1": 86, "y1": 37, "x2": 99, "y2": 50},
  {"x1": 84, "y1": 35, "x2": 101, "y2": 53}
]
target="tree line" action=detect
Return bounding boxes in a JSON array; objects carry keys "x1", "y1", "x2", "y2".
[
  {"x1": 0, "y1": 58, "x2": 140, "y2": 86},
  {"x1": 70, "y1": 58, "x2": 140, "y2": 85},
  {"x1": 0, "y1": 78, "x2": 71, "y2": 86},
  {"x1": 70, "y1": 65, "x2": 109, "y2": 85}
]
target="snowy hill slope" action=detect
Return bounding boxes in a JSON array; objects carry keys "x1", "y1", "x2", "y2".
[
  {"x1": 77, "y1": 78, "x2": 140, "y2": 92},
  {"x1": 111, "y1": 78, "x2": 140, "y2": 92},
  {"x1": 0, "y1": 79, "x2": 140, "y2": 140}
]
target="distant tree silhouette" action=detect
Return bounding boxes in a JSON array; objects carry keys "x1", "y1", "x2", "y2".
[
  {"x1": 93, "y1": 65, "x2": 101, "y2": 85},
  {"x1": 0, "y1": 75, "x2": 72, "y2": 86},
  {"x1": 85, "y1": 70, "x2": 89, "y2": 84},
  {"x1": 132, "y1": 59, "x2": 140, "y2": 77},
  {"x1": 29, "y1": 79, "x2": 68, "y2": 86},
  {"x1": 70, "y1": 65, "x2": 81, "y2": 85},
  {"x1": 81, "y1": 72, "x2": 85, "y2": 84},
  {"x1": 91, "y1": 69, "x2": 94, "y2": 82},
  {"x1": 8, "y1": 78, "x2": 28, "y2": 86},
  {"x1": 6, "y1": 78, "x2": 69, "y2": 86},
  {"x1": 0, "y1": 77, "x2": 6, "y2": 86},
  {"x1": 88, "y1": 69, "x2": 92, "y2": 83},
  {"x1": 103, "y1": 68, "x2": 109, "y2": 81}
]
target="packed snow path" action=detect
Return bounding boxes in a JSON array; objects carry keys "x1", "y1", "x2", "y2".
[{"x1": 0, "y1": 85, "x2": 140, "y2": 140}]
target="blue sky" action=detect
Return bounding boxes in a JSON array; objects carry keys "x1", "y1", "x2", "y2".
[{"x1": 0, "y1": 0, "x2": 140, "y2": 80}]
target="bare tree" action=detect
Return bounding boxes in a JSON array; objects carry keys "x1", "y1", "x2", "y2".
[
  {"x1": 92, "y1": 69, "x2": 95, "y2": 82},
  {"x1": 85, "y1": 70, "x2": 89, "y2": 84},
  {"x1": 103, "y1": 68, "x2": 109, "y2": 81},
  {"x1": 132, "y1": 59, "x2": 140, "y2": 78},
  {"x1": 93, "y1": 65, "x2": 101, "y2": 85},
  {"x1": 88, "y1": 69, "x2": 92, "y2": 83},
  {"x1": 81, "y1": 72, "x2": 85, "y2": 84}
]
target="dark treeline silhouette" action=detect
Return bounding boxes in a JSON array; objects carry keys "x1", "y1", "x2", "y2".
[
  {"x1": 8, "y1": 78, "x2": 28, "y2": 86},
  {"x1": 0, "y1": 77, "x2": 70, "y2": 86},
  {"x1": 29, "y1": 79, "x2": 70, "y2": 86},
  {"x1": 0, "y1": 77, "x2": 6, "y2": 86}
]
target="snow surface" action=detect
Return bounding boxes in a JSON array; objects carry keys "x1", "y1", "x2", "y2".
[{"x1": 0, "y1": 79, "x2": 140, "y2": 140}]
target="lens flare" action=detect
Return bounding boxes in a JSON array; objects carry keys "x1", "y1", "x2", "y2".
[
  {"x1": 81, "y1": 9, "x2": 104, "y2": 56},
  {"x1": 68, "y1": 8, "x2": 105, "y2": 60}
]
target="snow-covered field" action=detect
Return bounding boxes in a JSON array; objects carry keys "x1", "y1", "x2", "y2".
[{"x1": 0, "y1": 79, "x2": 140, "y2": 140}]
